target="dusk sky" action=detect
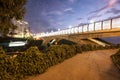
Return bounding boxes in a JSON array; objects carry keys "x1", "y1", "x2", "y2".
[{"x1": 25, "y1": 0, "x2": 120, "y2": 33}]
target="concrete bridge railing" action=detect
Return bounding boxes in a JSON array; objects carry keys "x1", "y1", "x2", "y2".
[{"x1": 37, "y1": 16, "x2": 120, "y2": 38}]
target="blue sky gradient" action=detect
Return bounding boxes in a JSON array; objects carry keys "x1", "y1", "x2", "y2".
[{"x1": 25, "y1": 0, "x2": 120, "y2": 33}]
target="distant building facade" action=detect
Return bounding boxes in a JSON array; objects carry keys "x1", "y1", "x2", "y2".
[{"x1": 10, "y1": 18, "x2": 31, "y2": 38}]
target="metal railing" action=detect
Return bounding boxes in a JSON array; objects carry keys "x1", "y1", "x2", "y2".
[{"x1": 39, "y1": 16, "x2": 120, "y2": 37}]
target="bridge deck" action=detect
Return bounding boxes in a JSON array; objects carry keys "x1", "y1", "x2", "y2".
[{"x1": 37, "y1": 16, "x2": 120, "y2": 38}]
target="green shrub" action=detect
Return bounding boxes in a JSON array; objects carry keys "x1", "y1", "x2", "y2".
[
  {"x1": 62, "y1": 45, "x2": 76, "y2": 58},
  {"x1": 45, "y1": 45, "x2": 77, "y2": 65},
  {"x1": 47, "y1": 45, "x2": 70, "y2": 63},
  {"x1": 0, "y1": 43, "x2": 118, "y2": 80},
  {"x1": 16, "y1": 46, "x2": 45, "y2": 76},
  {"x1": 0, "y1": 48, "x2": 21, "y2": 80},
  {"x1": 80, "y1": 44, "x2": 94, "y2": 51},
  {"x1": 72, "y1": 45, "x2": 82, "y2": 53},
  {"x1": 111, "y1": 49, "x2": 120, "y2": 70},
  {"x1": 0, "y1": 46, "x2": 5, "y2": 54},
  {"x1": 0, "y1": 47, "x2": 9, "y2": 80}
]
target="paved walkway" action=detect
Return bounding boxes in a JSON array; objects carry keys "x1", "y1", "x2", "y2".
[{"x1": 26, "y1": 49, "x2": 120, "y2": 80}]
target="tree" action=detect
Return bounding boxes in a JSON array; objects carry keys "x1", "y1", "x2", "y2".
[{"x1": 0, "y1": 0, "x2": 27, "y2": 37}]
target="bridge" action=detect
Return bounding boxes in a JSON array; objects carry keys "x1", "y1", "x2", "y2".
[{"x1": 36, "y1": 16, "x2": 120, "y2": 46}]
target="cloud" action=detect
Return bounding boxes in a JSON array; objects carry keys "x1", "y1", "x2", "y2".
[
  {"x1": 46, "y1": 28, "x2": 57, "y2": 32},
  {"x1": 106, "y1": 8, "x2": 120, "y2": 14},
  {"x1": 117, "y1": 0, "x2": 120, "y2": 3},
  {"x1": 90, "y1": 6, "x2": 108, "y2": 14},
  {"x1": 88, "y1": 15, "x2": 102, "y2": 20},
  {"x1": 29, "y1": 19, "x2": 51, "y2": 33},
  {"x1": 77, "y1": 17, "x2": 83, "y2": 20},
  {"x1": 48, "y1": 11, "x2": 63, "y2": 15},
  {"x1": 64, "y1": 8, "x2": 73, "y2": 12},
  {"x1": 90, "y1": 0, "x2": 117, "y2": 14},
  {"x1": 44, "y1": 8, "x2": 74, "y2": 16},
  {"x1": 69, "y1": 0, "x2": 77, "y2": 3},
  {"x1": 88, "y1": 0, "x2": 119, "y2": 22},
  {"x1": 106, "y1": 14, "x2": 120, "y2": 20},
  {"x1": 64, "y1": 8, "x2": 74, "y2": 14},
  {"x1": 25, "y1": 0, "x2": 68, "y2": 32},
  {"x1": 109, "y1": 0, "x2": 117, "y2": 7}
]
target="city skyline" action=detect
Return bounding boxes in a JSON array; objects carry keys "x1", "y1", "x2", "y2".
[{"x1": 25, "y1": 0, "x2": 120, "y2": 33}]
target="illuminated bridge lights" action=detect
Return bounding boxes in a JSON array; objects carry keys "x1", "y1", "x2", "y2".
[{"x1": 38, "y1": 17, "x2": 120, "y2": 38}]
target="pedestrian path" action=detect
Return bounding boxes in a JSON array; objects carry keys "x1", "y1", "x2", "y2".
[{"x1": 26, "y1": 49, "x2": 120, "y2": 80}]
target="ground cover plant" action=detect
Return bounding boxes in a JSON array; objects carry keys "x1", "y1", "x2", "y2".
[
  {"x1": 111, "y1": 49, "x2": 120, "y2": 70},
  {"x1": 0, "y1": 44, "x2": 119, "y2": 80}
]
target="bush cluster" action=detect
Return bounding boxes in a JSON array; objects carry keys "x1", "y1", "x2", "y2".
[
  {"x1": 111, "y1": 49, "x2": 120, "y2": 70},
  {"x1": 74, "y1": 44, "x2": 117, "y2": 52},
  {"x1": 0, "y1": 47, "x2": 21, "y2": 80},
  {"x1": 0, "y1": 44, "x2": 119, "y2": 80}
]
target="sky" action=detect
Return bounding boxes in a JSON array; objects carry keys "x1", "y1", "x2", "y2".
[{"x1": 25, "y1": 0, "x2": 120, "y2": 33}]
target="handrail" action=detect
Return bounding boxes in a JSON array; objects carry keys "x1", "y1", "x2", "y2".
[{"x1": 39, "y1": 16, "x2": 120, "y2": 38}]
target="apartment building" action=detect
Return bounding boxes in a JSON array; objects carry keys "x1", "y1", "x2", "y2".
[{"x1": 11, "y1": 19, "x2": 31, "y2": 38}]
